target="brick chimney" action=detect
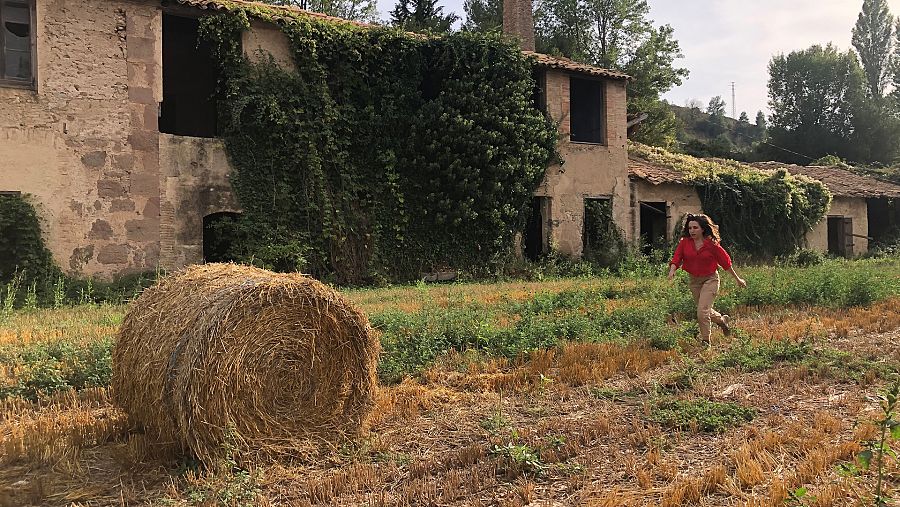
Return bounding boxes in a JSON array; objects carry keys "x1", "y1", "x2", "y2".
[{"x1": 503, "y1": 0, "x2": 535, "y2": 51}]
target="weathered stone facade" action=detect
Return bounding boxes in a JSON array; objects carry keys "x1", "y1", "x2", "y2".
[
  {"x1": 1, "y1": 0, "x2": 632, "y2": 278},
  {"x1": 0, "y1": 0, "x2": 162, "y2": 277},
  {"x1": 534, "y1": 70, "x2": 631, "y2": 257}
]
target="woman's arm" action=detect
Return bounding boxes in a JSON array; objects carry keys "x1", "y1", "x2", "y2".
[
  {"x1": 667, "y1": 262, "x2": 678, "y2": 280},
  {"x1": 725, "y1": 265, "x2": 747, "y2": 288},
  {"x1": 668, "y1": 240, "x2": 683, "y2": 281}
]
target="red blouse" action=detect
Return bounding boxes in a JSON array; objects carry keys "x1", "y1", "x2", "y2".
[{"x1": 670, "y1": 237, "x2": 733, "y2": 276}]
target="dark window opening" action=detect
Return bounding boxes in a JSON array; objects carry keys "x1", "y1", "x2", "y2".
[
  {"x1": 203, "y1": 212, "x2": 241, "y2": 263},
  {"x1": 639, "y1": 201, "x2": 668, "y2": 255},
  {"x1": 532, "y1": 69, "x2": 546, "y2": 112},
  {"x1": 160, "y1": 14, "x2": 219, "y2": 137},
  {"x1": 868, "y1": 198, "x2": 900, "y2": 248},
  {"x1": 523, "y1": 196, "x2": 550, "y2": 260},
  {"x1": 583, "y1": 197, "x2": 625, "y2": 265},
  {"x1": 0, "y1": 0, "x2": 34, "y2": 86},
  {"x1": 827, "y1": 216, "x2": 854, "y2": 257},
  {"x1": 570, "y1": 77, "x2": 604, "y2": 144}
]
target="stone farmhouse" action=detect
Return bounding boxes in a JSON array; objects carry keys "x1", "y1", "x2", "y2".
[
  {"x1": 6, "y1": 0, "x2": 890, "y2": 280},
  {"x1": 629, "y1": 156, "x2": 900, "y2": 256},
  {"x1": 0, "y1": 0, "x2": 636, "y2": 278}
]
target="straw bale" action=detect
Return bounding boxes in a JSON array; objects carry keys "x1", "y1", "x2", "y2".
[{"x1": 111, "y1": 263, "x2": 379, "y2": 463}]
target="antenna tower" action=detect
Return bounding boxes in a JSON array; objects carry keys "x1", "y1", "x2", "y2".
[{"x1": 731, "y1": 82, "x2": 736, "y2": 119}]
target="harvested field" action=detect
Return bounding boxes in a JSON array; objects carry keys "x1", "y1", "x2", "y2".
[{"x1": 1, "y1": 258, "x2": 899, "y2": 506}]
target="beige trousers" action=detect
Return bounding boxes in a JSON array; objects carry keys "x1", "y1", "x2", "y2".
[{"x1": 689, "y1": 272, "x2": 726, "y2": 342}]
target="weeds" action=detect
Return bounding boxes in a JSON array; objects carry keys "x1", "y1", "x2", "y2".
[
  {"x1": 650, "y1": 398, "x2": 755, "y2": 433},
  {"x1": 858, "y1": 378, "x2": 900, "y2": 506}
]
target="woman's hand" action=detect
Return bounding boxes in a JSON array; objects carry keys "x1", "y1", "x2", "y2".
[{"x1": 735, "y1": 277, "x2": 747, "y2": 288}]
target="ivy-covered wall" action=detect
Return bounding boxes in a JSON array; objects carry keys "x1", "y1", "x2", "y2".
[{"x1": 198, "y1": 7, "x2": 558, "y2": 284}]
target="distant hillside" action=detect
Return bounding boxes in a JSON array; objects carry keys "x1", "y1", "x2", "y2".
[{"x1": 670, "y1": 104, "x2": 766, "y2": 159}]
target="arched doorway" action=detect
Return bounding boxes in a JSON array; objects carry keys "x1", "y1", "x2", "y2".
[{"x1": 202, "y1": 212, "x2": 241, "y2": 263}]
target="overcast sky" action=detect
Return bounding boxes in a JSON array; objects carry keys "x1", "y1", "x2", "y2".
[{"x1": 373, "y1": 0, "x2": 900, "y2": 120}]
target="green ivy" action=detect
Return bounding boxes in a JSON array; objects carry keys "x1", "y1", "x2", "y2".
[
  {"x1": 198, "y1": 7, "x2": 558, "y2": 284},
  {"x1": 630, "y1": 142, "x2": 832, "y2": 257},
  {"x1": 0, "y1": 194, "x2": 62, "y2": 303}
]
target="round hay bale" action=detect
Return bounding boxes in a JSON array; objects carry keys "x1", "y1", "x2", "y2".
[{"x1": 112, "y1": 263, "x2": 379, "y2": 463}]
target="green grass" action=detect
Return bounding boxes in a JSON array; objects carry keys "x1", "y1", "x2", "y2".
[{"x1": 1, "y1": 257, "x2": 898, "y2": 398}]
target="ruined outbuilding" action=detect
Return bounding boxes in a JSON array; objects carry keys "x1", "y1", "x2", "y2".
[{"x1": 629, "y1": 156, "x2": 900, "y2": 256}]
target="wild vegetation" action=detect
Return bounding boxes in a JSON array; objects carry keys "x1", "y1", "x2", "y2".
[
  {"x1": 198, "y1": 6, "x2": 557, "y2": 285},
  {"x1": 1, "y1": 256, "x2": 899, "y2": 505}
]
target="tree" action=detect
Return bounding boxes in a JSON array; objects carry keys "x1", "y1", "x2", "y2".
[
  {"x1": 766, "y1": 44, "x2": 866, "y2": 163},
  {"x1": 534, "y1": 0, "x2": 687, "y2": 147},
  {"x1": 390, "y1": 0, "x2": 459, "y2": 33},
  {"x1": 738, "y1": 111, "x2": 749, "y2": 124},
  {"x1": 257, "y1": 0, "x2": 378, "y2": 22},
  {"x1": 706, "y1": 96, "x2": 726, "y2": 116},
  {"x1": 755, "y1": 110, "x2": 767, "y2": 139},
  {"x1": 852, "y1": 0, "x2": 894, "y2": 98},
  {"x1": 462, "y1": 0, "x2": 502, "y2": 32}
]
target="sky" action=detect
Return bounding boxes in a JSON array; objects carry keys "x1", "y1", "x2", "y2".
[{"x1": 372, "y1": 0, "x2": 900, "y2": 120}]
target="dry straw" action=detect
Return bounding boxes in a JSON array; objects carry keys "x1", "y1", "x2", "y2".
[{"x1": 111, "y1": 263, "x2": 379, "y2": 464}]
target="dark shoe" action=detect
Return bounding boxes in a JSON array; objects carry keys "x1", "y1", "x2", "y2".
[{"x1": 718, "y1": 315, "x2": 731, "y2": 336}]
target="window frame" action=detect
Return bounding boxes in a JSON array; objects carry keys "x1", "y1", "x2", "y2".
[
  {"x1": 0, "y1": 0, "x2": 36, "y2": 89},
  {"x1": 568, "y1": 75, "x2": 607, "y2": 145}
]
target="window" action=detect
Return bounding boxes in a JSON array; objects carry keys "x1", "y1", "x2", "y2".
[
  {"x1": 523, "y1": 196, "x2": 550, "y2": 260},
  {"x1": 569, "y1": 77, "x2": 605, "y2": 144},
  {"x1": 159, "y1": 14, "x2": 219, "y2": 137},
  {"x1": 639, "y1": 201, "x2": 668, "y2": 255},
  {"x1": 0, "y1": 0, "x2": 34, "y2": 86},
  {"x1": 582, "y1": 197, "x2": 625, "y2": 265}
]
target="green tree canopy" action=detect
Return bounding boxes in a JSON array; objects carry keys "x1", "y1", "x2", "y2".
[
  {"x1": 766, "y1": 44, "x2": 866, "y2": 164},
  {"x1": 462, "y1": 0, "x2": 502, "y2": 32},
  {"x1": 852, "y1": 0, "x2": 894, "y2": 98},
  {"x1": 390, "y1": 0, "x2": 459, "y2": 33}
]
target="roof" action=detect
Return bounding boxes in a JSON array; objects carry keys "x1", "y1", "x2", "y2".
[
  {"x1": 751, "y1": 162, "x2": 900, "y2": 199},
  {"x1": 628, "y1": 156, "x2": 685, "y2": 185},
  {"x1": 173, "y1": 0, "x2": 373, "y2": 26},
  {"x1": 629, "y1": 154, "x2": 900, "y2": 199},
  {"x1": 523, "y1": 52, "x2": 631, "y2": 80},
  {"x1": 173, "y1": 0, "x2": 628, "y2": 80}
]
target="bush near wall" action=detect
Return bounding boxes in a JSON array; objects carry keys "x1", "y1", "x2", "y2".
[
  {"x1": 198, "y1": 6, "x2": 558, "y2": 284},
  {"x1": 0, "y1": 194, "x2": 61, "y2": 304}
]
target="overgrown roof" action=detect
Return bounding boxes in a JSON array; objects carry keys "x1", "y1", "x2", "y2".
[
  {"x1": 628, "y1": 145, "x2": 900, "y2": 199},
  {"x1": 751, "y1": 162, "x2": 900, "y2": 199},
  {"x1": 172, "y1": 0, "x2": 629, "y2": 80}
]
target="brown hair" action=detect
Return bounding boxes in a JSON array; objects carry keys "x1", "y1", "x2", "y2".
[{"x1": 681, "y1": 213, "x2": 721, "y2": 242}]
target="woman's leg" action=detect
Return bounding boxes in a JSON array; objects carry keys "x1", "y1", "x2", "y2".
[{"x1": 696, "y1": 274, "x2": 721, "y2": 343}]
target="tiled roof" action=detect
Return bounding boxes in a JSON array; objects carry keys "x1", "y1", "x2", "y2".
[
  {"x1": 523, "y1": 52, "x2": 631, "y2": 80},
  {"x1": 629, "y1": 155, "x2": 900, "y2": 199},
  {"x1": 628, "y1": 156, "x2": 685, "y2": 185},
  {"x1": 173, "y1": 1, "x2": 628, "y2": 80},
  {"x1": 751, "y1": 162, "x2": 900, "y2": 198}
]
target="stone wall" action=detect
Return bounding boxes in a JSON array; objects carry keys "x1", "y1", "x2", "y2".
[
  {"x1": 535, "y1": 69, "x2": 630, "y2": 257},
  {"x1": 805, "y1": 196, "x2": 869, "y2": 255},
  {"x1": 159, "y1": 134, "x2": 238, "y2": 268},
  {"x1": 0, "y1": 0, "x2": 161, "y2": 277}
]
